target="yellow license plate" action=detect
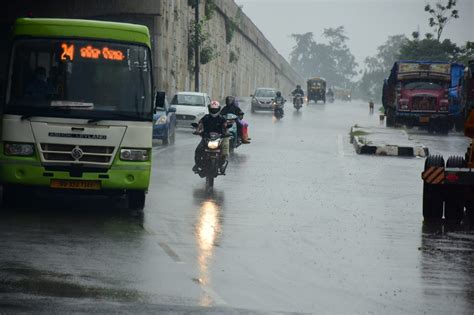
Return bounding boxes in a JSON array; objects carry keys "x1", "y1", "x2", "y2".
[
  {"x1": 419, "y1": 116, "x2": 430, "y2": 123},
  {"x1": 50, "y1": 179, "x2": 101, "y2": 190}
]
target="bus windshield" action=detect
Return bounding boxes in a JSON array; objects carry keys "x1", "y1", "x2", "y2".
[{"x1": 6, "y1": 39, "x2": 152, "y2": 121}]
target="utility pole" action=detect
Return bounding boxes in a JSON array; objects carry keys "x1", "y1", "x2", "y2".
[{"x1": 194, "y1": 0, "x2": 200, "y2": 92}]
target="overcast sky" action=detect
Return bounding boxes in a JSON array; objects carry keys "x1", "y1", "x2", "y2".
[{"x1": 234, "y1": 0, "x2": 473, "y2": 69}]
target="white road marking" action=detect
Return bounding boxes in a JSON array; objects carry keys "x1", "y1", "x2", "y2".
[
  {"x1": 201, "y1": 285, "x2": 228, "y2": 306},
  {"x1": 142, "y1": 225, "x2": 183, "y2": 263},
  {"x1": 337, "y1": 134, "x2": 344, "y2": 157}
]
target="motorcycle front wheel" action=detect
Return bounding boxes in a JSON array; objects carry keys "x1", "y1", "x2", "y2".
[{"x1": 205, "y1": 159, "x2": 216, "y2": 194}]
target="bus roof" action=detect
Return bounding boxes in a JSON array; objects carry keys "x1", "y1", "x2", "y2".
[
  {"x1": 308, "y1": 77, "x2": 326, "y2": 82},
  {"x1": 13, "y1": 18, "x2": 151, "y2": 48}
]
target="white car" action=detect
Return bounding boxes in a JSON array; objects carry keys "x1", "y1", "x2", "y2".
[{"x1": 170, "y1": 92, "x2": 211, "y2": 128}]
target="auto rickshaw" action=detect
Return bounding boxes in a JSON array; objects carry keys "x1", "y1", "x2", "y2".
[
  {"x1": 307, "y1": 77, "x2": 326, "y2": 104},
  {"x1": 334, "y1": 87, "x2": 352, "y2": 102}
]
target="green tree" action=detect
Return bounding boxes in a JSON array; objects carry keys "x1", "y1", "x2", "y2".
[
  {"x1": 355, "y1": 35, "x2": 407, "y2": 101},
  {"x1": 399, "y1": 37, "x2": 460, "y2": 61},
  {"x1": 289, "y1": 26, "x2": 357, "y2": 87},
  {"x1": 424, "y1": 0, "x2": 459, "y2": 41}
]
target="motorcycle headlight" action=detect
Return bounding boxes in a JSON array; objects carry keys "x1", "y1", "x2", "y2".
[
  {"x1": 4, "y1": 143, "x2": 35, "y2": 156},
  {"x1": 207, "y1": 140, "x2": 219, "y2": 150},
  {"x1": 155, "y1": 116, "x2": 167, "y2": 125},
  {"x1": 120, "y1": 149, "x2": 149, "y2": 161}
]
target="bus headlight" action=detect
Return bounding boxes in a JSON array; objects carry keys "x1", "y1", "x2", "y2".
[
  {"x1": 120, "y1": 149, "x2": 149, "y2": 161},
  {"x1": 4, "y1": 143, "x2": 35, "y2": 156}
]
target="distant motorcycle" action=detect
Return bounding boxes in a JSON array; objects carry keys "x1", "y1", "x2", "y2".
[
  {"x1": 192, "y1": 123, "x2": 228, "y2": 193},
  {"x1": 293, "y1": 93, "x2": 303, "y2": 111},
  {"x1": 272, "y1": 98, "x2": 285, "y2": 120},
  {"x1": 327, "y1": 94, "x2": 335, "y2": 103}
]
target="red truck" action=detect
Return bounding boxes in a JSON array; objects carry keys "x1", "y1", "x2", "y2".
[{"x1": 382, "y1": 61, "x2": 452, "y2": 133}]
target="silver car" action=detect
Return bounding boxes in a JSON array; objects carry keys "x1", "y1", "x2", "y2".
[{"x1": 250, "y1": 88, "x2": 278, "y2": 112}]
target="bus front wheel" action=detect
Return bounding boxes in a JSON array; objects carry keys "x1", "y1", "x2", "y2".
[{"x1": 128, "y1": 190, "x2": 146, "y2": 210}]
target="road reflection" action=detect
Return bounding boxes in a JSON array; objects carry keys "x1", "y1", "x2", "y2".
[
  {"x1": 195, "y1": 198, "x2": 222, "y2": 306},
  {"x1": 420, "y1": 222, "x2": 474, "y2": 312}
]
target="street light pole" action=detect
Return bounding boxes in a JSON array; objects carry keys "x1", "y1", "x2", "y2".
[{"x1": 194, "y1": 0, "x2": 200, "y2": 92}]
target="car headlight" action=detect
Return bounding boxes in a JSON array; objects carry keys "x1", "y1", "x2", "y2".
[
  {"x1": 4, "y1": 143, "x2": 35, "y2": 156},
  {"x1": 120, "y1": 149, "x2": 149, "y2": 161},
  {"x1": 207, "y1": 140, "x2": 219, "y2": 150},
  {"x1": 155, "y1": 116, "x2": 167, "y2": 125}
]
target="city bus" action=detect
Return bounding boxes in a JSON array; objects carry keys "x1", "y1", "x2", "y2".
[{"x1": 1, "y1": 18, "x2": 156, "y2": 209}]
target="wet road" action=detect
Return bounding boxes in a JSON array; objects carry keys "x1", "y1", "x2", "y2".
[{"x1": 1, "y1": 99, "x2": 474, "y2": 314}]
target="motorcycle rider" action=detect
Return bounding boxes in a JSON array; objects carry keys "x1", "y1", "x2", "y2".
[
  {"x1": 274, "y1": 91, "x2": 286, "y2": 104},
  {"x1": 327, "y1": 88, "x2": 334, "y2": 98},
  {"x1": 291, "y1": 84, "x2": 305, "y2": 105},
  {"x1": 273, "y1": 91, "x2": 286, "y2": 118},
  {"x1": 220, "y1": 95, "x2": 251, "y2": 144},
  {"x1": 193, "y1": 100, "x2": 228, "y2": 174}
]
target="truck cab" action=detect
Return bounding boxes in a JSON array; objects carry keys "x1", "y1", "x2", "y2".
[{"x1": 383, "y1": 61, "x2": 452, "y2": 133}]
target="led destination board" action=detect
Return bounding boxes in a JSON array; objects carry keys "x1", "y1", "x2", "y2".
[{"x1": 60, "y1": 43, "x2": 125, "y2": 62}]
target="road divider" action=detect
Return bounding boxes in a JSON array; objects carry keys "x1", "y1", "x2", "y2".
[{"x1": 350, "y1": 125, "x2": 429, "y2": 157}]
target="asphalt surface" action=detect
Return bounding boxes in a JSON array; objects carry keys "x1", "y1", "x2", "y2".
[{"x1": 1, "y1": 99, "x2": 473, "y2": 314}]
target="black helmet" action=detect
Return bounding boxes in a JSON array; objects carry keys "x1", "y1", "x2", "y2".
[
  {"x1": 225, "y1": 95, "x2": 235, "y2": 106},
  {"x1": 208, "y1": 100, "x2": 221, "y2": 117},
  {"x1": 276, "y1": 91, "x2": 282, "y2": 97},
  {"x1": 296, "y1": 85, "x2": 301, "y2": 89}
]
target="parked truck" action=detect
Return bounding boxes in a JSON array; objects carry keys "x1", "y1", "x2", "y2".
[
  {"x1": 0, "y1": 18, "x2": 158, "y2": 210},
  {"x1": 383, "y1": 61, "x2": 455, "y2": 133}
]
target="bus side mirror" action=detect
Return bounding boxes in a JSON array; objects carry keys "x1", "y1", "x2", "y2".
[{"x1": 154, "y1": 91, "x2": 165, "y2": 111}]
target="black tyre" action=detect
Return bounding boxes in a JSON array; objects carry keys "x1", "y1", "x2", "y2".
[
  {"x1": 128, "y1": 190, "x2": 146, "y2": 210},
  {"x1": 455, "y1": 119, "x2": 464, "y2": 132},
  {"x1": 445, "y1": 156, "x2": 466, "y2": 223},
  {"x1": 205, "y1": 160, "x2": 216, "y2": 194},
  {"x1": 2, "y1": 185, "x2": 33, "y2": 208},
  {"x1": 170, "y1": 129, "x2": 176, "y2": 144},
  {"x1": 444, "y1": 189, "x2": 464, "y2": 223},
  {"x1": 423, "y1": 155, "x2": 445, "y2": 222},
  {"x1": 386, "y1": 109, "x2": 395, "y2": 127},
  {"x1": 446, "y1": 155, "x2": 466, "y2": 168},
  {"x1": 465, "y1": 200, "x2": 474, "y2": 221},
  {"x1": 424, "y1": 154, "x2": 445, "y2": 170},
  {"x1": 162, "y1": 131, "x2": 170, "y2": 145},
  {"x1": 423, "y1": 183, "x2": 444, "y2": 222}
]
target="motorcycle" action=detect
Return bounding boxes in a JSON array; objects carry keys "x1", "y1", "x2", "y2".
[
  {"x1": 224, "y1": 113, "x2": 241, "y2": 153},
  {"x1": 293, "y1": 93, "x2": 303, "y2": 111},
  {"x1": 192, "y1": 123, "x2": 228, "y2": 193},
  {"x1": 272, "y1": 98, "x2": 285, "y2": 120}
]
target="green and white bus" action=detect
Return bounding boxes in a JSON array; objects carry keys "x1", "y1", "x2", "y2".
[{"x1": 1, "y1": 18, "x2": 156, "y2": 209}]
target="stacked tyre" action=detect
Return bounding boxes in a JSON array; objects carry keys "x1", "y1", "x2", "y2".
[
  {"x1": 423, "y1": 155, "x2": 466, "y2": 223},
  {"x1": 423, "y1": 155, "x2": 445, "y2": 222}
]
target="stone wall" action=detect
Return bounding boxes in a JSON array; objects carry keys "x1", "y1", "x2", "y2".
[
  {"x1": 2, "y1": 0, "x2": 303, "y2": 99},
  {"x1": 157, "y1": 0, "x2": 304, "y2": 99}
]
